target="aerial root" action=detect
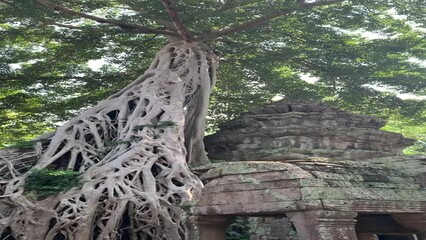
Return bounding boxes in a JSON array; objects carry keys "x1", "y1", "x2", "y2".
[{"x1": 0, "y1": 41, "x2": 217, "y2": 240}]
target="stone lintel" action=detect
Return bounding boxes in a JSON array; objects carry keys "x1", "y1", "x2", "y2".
[
  {"x1": 287, "y1": 210, "x2": 358, "y2": 240},
  {"x1": 321, "y1": 200, "x2": 425, "y2": 213},
  {"x1": 192, "y1": 200, "x2": 323, "y2": 216}
]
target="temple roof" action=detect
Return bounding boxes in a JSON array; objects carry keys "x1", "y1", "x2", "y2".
[
  {"x1": 205, "y1": 101, "x2": 415, "y2": 161},
  {"x1": 196, "y1": 101, "x2": 426, "y2": 216}
]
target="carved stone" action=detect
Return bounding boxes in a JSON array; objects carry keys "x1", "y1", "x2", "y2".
[
  {"x1": 205, "y1": 101, "x2": 414, "y2": 161},
  {"x1": 193, "y1": 101, "x2": 426, "y2": 240}
]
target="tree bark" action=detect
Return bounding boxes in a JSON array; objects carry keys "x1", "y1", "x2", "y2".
[{"x1": 0, "y1": 40, "x2": 217, "y2": 240}]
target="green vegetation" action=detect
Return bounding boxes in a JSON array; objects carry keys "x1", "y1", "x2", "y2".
[
  {"x1": 8, "y1": 139, "x2": 50, "y2": 149},
  {"x1": 382, "y1": 114, "x2": 426, "y2": 154},
  {"x1": 132, "y1": 121, "x2": 176, "y2": 132},
  {"x1": 24, "y1": 169, "x2": 81, "y2": 199},
  {"x1": 0, "y1": 1, "x2": 424, "y2": 153}
]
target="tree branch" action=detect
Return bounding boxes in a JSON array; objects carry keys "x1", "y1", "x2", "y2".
[
  {"x1": 201, "y1": 0, "x2": 344, "y2": 41},
  {"x1": 116, "y1": 0, "x2": 176, "y2": 30},
  {"x1": 35, "y1": 0, "x2": 179, "y2": 36},
  {"x1": 161, "y1": 0, "x2": 194, "y2": 41}
]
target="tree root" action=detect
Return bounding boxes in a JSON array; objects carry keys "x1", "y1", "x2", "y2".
[{"x1": 0, "y1": 40, "x2": 217, "y2": 240}]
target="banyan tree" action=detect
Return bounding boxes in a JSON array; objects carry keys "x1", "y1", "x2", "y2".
[{"x1": 0, "y1": 0, "x2": 424, "y2": 239}]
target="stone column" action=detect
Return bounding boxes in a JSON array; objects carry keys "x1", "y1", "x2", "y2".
[
  {"x1": 287, "y1": 211, "x2": 358, "y2": 240},
  {"x1": 187, "y1": 215, "x2": 231, "y2": 240},
  {"x1": 392, "y1": 214, "x2": 426, "y2": 240}
]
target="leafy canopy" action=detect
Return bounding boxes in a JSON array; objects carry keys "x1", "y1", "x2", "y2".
[{"x1": 0, "y1": 0, "x2": 425, "y2": 150}]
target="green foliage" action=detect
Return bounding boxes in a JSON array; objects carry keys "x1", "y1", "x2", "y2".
[
  {"x1": 0, "y1": 0, "x2": 425, "y2": 145},
  {"x1": 7, "y1": 139, "x2": 50, "y2": 149},
  {"x1": 407, "y1": 140, "x2": 426, "y2": 155},
  {"x1": 24, "y1": 169, "x2": 81, "y2": 199},
  {"x1": 382, "y1": 113, "x2": 426, "y2": 154},
  {"x1": 132, "y1": 121, "x2": 176, "y2": 132}
]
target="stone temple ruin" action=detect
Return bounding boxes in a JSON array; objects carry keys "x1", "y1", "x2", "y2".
[{"x1": 189, "y1": 101, "x2": 426, "y2": 240}]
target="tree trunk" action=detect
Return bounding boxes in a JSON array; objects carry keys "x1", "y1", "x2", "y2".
[{"x1": 0, "y1": 40, "x2": 217, "y2": 240}]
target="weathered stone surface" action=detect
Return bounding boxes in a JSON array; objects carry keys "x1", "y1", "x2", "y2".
[
  {"x1": 194, "y1": 101, "x2": 426, "y2": 240},
  {"x1": 287, "y1": 210, "x2": 358, "y2": 240},
  {"x1": 205, "y1": 101, "x2": 414, "y2": 161},
  {"x1": 321, "y1": 200, "x2": 425, "y2": 213},
  {"x1": 193, "y1": 201, "x2": 323, "y2": 215},
  {"x1": 192, "y1": 160, "x2": 426, "y2": 216}
]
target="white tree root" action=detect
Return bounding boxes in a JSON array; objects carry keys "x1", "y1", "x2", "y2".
[{"x1": 0, "y1": 40, "x2": 217, "y2": 240}]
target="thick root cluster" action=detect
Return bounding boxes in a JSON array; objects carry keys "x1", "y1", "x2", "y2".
[{"x1": 0, "y1": 41, "x2": 217, "y2": 240}]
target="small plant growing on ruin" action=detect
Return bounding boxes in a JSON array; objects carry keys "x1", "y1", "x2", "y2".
[
  {"x1": 132, "y1": 120, "x2": 177, "y2": 132},
  {"x1": 24, "y1": 169, "x2": 81, "y2": 199}
]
